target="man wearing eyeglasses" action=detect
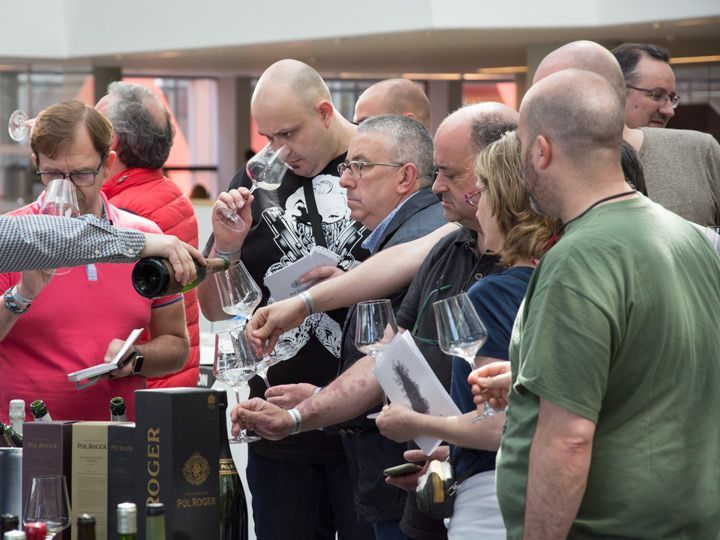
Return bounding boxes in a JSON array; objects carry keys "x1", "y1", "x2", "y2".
[
  {"x1": 0, "y1": 100, "x2": 189, "y2": 424},
  {"x1": 612, "y1": 43, "x2": 678, "y2": 129}
]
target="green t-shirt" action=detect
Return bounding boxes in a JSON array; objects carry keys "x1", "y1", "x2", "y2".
[{"x1": 498, "y1": 196, "x2": 720, "y2": 539}]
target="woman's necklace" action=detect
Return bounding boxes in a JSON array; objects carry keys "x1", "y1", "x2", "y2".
[{"x1": 543, "y1": 190, "x2": 636, "y2": 251}]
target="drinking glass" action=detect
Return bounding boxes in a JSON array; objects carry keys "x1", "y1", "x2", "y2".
[
  {"x1": 354, "y1": 299, "x2": 398, "y2": 419},
  {"x1": 703, "y1": 226, "x2": 720, "y2": 255},
  {"x1": 40, "y1": 178, "x2": 81, "y2": 276},
  {"x1": 214, "y1": 261, "x2": 262, "y2": 319},
  {"x1": 213, "y1": 328, "x2": 261, "y2": 444},
  {"x1": 23, "y1": 475, "x2": 70, "y2": 539},
  {"x1": 254, "y1": 352, "x2": 284, "y2": 388},
  {"x1": 433, "y1": 292, "x2": 497, "y2": 420},
  {"x1": 8, "y1": 109, "x2": 34, "y2": 142},
  {"x1": 215, "y1": 143, "x2": 291, "y2": 231}
]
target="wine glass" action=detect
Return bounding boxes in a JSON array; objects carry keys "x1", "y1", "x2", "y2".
[
  {"x1": 354, "y1": 299, "x2": 398, "y2": 419},
  {"x1": 213, "y1": 327, "x2": 261, "y2": 443},
  {"x1": 8, "y1": 109, "x2": 34, "y2": 142},
  {"x1": 433, "y1": 292, "x2": 497, "y2": 421},
  {"x1": 214, "y1": 261, "x2": 262, "y2": 319},
  {"x1": 215, "y1": 143, "x2": 291, "y2": 231},
  {"x1": 703, "y1": 226, "x2": 720, "y2": 255},
  {"x1": 40, "y1": 179, "x2": 80, "y2": 276},
  {"x1": 23, "y1": 475, "x2": 71, "y2": 539},
  {"x1": 254, "y1": 351, "x2": 285, "y2": 388}
]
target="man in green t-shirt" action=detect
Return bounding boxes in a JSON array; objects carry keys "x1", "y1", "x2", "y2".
[{"x1": 498, "y1": 68, "x2": 720, "y2": 539}]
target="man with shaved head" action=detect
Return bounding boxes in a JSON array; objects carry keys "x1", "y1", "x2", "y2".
[
  {"x1": 534, "y1": 40, "x2": 720, "y2": 226},
  {"x1": 497, "y1": 68, "x2": 720, "y2": 538},
  {"x1": 354, "y1": 79, "x2": 432, "y2": 130},
  {"x1": 199, "y1": 59, "x2": 372, "y2": 540}
]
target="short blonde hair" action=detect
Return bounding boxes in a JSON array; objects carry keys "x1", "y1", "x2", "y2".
[{"x1": 475, "y1": 130, "x2": 559, "y2": 265}]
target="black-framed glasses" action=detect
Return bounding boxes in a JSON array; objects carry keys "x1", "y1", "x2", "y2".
[
  {"x1": 464, "y1": 186, "x2": 488, "y2": 207},
  {"x1": 337, "y1": 160, "x2": 404, "y2": 180},
  {"x1": 35, "y1": 156, "x2": 105, "y2": 187},
  {"x1": 626, "y1": 85, "x2": 680, "y2": 109}
]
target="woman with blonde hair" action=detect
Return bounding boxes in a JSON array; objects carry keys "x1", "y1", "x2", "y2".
[{"x1": 376, "y1": 130, "x2": 559, "y2": 539}]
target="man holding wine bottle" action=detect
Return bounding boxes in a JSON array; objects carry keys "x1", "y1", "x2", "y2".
[
  {"x1": 198, "y1": 59, "x2": 373, "y2": 540},
  {"x1": 0, "y1": 100, "x2": 189, "y2": 423}
]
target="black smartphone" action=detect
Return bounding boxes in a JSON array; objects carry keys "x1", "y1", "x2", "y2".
[{"x1": 383, "y1": 463, "x2": 423, "y2": 477}]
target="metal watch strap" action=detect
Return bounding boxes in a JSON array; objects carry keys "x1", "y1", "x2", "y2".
[{"x1": 4, "y1": 286, "x2": 31, "y2": 315}]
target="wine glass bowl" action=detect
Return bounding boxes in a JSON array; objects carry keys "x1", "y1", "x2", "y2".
[
  {"x1": 23, "y1": 475, "x2": 71, "y2": 540},
  {"x1": 40, "y1": 179, "x2": 81, "y2": 276},
  {"x1": 354, "y1": 299, "x2": 398, "y2": 419},
  {"x1": 246, "y1": 143, "x2": 291, "y2": 193},
  {"x1": 213, "y1": 327, "x2": 261, "y2": 444},
  {"x1": 214, "y1": 261, "x2": 262, "y2": 319}
]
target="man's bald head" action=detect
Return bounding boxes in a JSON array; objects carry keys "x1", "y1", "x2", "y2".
[
  {"x1": 534, "y1": 41, "x2": 626, "y2": 101},
  {"x1": 522, "y1": 68, "x2": 624, "y2": 165},
  {"x1": 438, "y1": 101, "x2": 518, "y2": 148},
  {"x1": 354, "y1": 79, "x2": 432, "y2": 129},
  {"x1": 252, "y1": 59, "x2": 332, "y2": 112}
]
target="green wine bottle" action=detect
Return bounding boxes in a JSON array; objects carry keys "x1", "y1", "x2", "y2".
[
  {"x1": 132, "y1": 257, "x2": 230, "y2": 298},
  {"x1": 109, "y1": 397, "x2": 127, "y2": 422},
  {"x1": 29, "y1": 400, "x2": 52, "y2": 422},
  {"x1": 0, "y1": 421, "x2": 22, "y2": 447},
  {"x1": 77, "y1": 514, "x2": 96, "y2": 540},
  {"x1": 145, "y1": 503, "x2": 165, "y2": 540},
  {"x1": 117, "y1": 503, "x2": 137, "y2": 540},
  {"x1": 218, "y1": 392, "x2": 248, "y2": 540}
]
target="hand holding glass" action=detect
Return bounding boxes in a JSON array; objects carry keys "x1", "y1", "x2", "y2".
[
  {"x1": 24, "y1": 475, "x2": 71, "y2": 539},
  {"x1": 433, "y1": 293, "x2": 498, "y2": 420},
  {"x1": 213, "y1": 328, "x2": 261, "y2": 444},
  {"x1": 355, "y1": 299, "x2": 398, "y2": 419}
]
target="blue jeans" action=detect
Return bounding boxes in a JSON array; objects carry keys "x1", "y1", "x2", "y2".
[
  {"x1": 247, "y1": 448, "x2": 374, "y2": 540},
  {"x1": 373, "y1": 520, "x2": 409, "y2": 540}
]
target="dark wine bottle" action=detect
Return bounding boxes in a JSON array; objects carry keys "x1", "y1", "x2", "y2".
[
  {"x1": 29, "y1": 400, "x2": 52, "y2": 422},
  {"x1": 218, "y1": 392, "x2": 248, "y2": 540},
  {"x1": 0, "y1": 422, "x2": 22, "y2": 447},
  {"x1": 77, "y1": 514, "x2": 96, "y2": 540},
  {"x1": 131, "y1": 257, "x2": 230, "y2": 298},
  {"x1": 109, "y1": 397, "x2": 128, "y2": 422},
  {"x1": 117, "y1": 503, "x2": 137, "y2": 540},
  {"x1": 0, "y1": 514, "x2": 20, "y2": 536},
  {"x1": 145, "y1": 503, "x2": 165, "y2": 540}
]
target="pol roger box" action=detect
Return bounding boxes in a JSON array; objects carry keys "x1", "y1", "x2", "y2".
[{"x1": 134, "y1": 388, "x2": 221, "y2": 540}]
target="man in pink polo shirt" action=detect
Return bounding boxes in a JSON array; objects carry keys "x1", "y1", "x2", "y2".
[{"x1": 0, "y1": 100, "x2": 189, "y2": 422}]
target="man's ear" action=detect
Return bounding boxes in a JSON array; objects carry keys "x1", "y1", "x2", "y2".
[
  {"x1": 317, "y1": 100, "x2": 334, "y2": 127},
  {"x1": 31, "y1": 153, "x2": 38, "y2": 170},
  {"x1": 110, "y1": 132, "x2": 120, "y2": 151},
  {"x1": 104, "y1": 150, "x2": 117, "y2": 172},
  {"x1": 536, "y1": 135, "x2": 552, "y2": 170},
  {"x1": 397, "y1": 163, "x2": 418, "y2": 196}
]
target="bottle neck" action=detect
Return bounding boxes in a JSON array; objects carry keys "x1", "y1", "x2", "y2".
[{"x1": 206, "y1": 257, "x2": 231, "y2": 273}]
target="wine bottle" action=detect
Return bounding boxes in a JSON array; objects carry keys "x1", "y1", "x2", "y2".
[
  {"x1": 218, "y1": 392, "x2": 248, "y2": 540},
  {"x1": 131, "y1": 257, "x2": 230, "y2": 298},
  {"x1": 76, "y1": 514, "x2": 96, "y2": 540},
  {"x1": 117, "y1": 503, "x2": 137, "y2": 540},
  {"x1": 29, "y1": 400, "x2": 52, "y2": 422},
  {"x1": 8, "y1": 400, "x2": 25, "y2": 436},
  {"x1": 145, "y1": 503, "x2": 165, "y2": 540},
  {"x1": 0, "y1": 514, "x2": 19, "y2": 536},
  {"x1": 0, "y1": 422, "x2": 22, "y2": 447},
  {"x1": 109, "y1": 397, "x2": 128, "y2": 422}
]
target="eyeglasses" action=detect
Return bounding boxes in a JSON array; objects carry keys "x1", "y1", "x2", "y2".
[
  {"x1": 464, "y1": 186, "x2": 488, "y2": 207},
  {"x1": 36, "y1": 157, "x2": 105, "y2": 187},
  {"x1": 337, "y1": 160, "x2": 404, "y2": 180},
  {"x1": 626, "y1": 86, "x2": 680, "y2": 109}
]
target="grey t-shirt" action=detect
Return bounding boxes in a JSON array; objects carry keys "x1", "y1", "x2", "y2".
[{"x1": 639, "y1": 127, "x2": 720, "y2": 226}]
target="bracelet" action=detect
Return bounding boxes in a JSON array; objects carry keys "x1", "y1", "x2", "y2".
[
  {"x1": 4, "y1": 286, "x2": 31, "y2": 315},
  {"x1": 298, "y1": 291, "x2": 315, "y2": 316},
  {"x1": 213, "y1": 245, "x2": 243, "y2": 259},
  {"x1": 287, "y1": 407, "x2": 302, "y2": 435}
]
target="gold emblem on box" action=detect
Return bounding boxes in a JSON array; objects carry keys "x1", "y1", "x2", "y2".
[{"x1": 182, "y1": 451, "x2": 210, "y2": 486}]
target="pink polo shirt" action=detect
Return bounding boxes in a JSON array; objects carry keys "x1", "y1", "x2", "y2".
[{"x1": 0, "y1": 192, "x2": 179, "y2": 421}]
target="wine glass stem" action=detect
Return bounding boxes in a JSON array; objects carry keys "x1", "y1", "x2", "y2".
[{"x1": 248, "y1": 183, "x2": 258, "y2": 194}]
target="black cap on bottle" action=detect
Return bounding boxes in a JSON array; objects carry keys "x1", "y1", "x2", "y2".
[
  {"x1": 146, "y1": 503, "x2": 164, "y2": 517},
  {"x1": 0, "y1": 513, "x2": 19, "y2": 530},
  {"x1": 132, "y1": 258, "x2": 170, "y2": 298}
]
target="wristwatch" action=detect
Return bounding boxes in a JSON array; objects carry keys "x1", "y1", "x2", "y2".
[{"x1": 126, "y1": 347, "x2": 144, "y2": 375}]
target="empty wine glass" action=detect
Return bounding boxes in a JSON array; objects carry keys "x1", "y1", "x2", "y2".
[
  {"x1": 213, "y1": 327, "x2": 261, "y2": 444},
  {"x1": 214, "y1": 261, "x2": 262, "y2": 319},
  {"x1": 254, "y1": 352, "x2": 285, "y2": 388},
  {"x1": 215, "y1": 143, "x2": 291, "y2": 231},
  {"x1": 355, "y1": 299, "x2": 398, "y2": 419},
  {"x1": 8, "y1": 109, "x2": 34, "y2": 142},
  {"x1": 40, "y1": 179, "x2": 80, "y2": 276},
  {"x1": 23, "y1": 475, "x2": 71, "y2": 539},
  {"x1": 433, "y1": 292, "x2": 497, "y2": 421},
  {"x1": 703, "y1": 226, "x2": 720, "y2": 255}
]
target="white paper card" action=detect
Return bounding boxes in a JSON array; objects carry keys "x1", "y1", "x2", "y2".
[
  {"x1": 263, "y1": 245, "x2": 341, "y2": 301},
  {"x1": 67, "y1": 328, "x2": 144, "y2": 382},
  {"x1": 373, "y1": 331, "x2": 461, "y2": 455}
]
